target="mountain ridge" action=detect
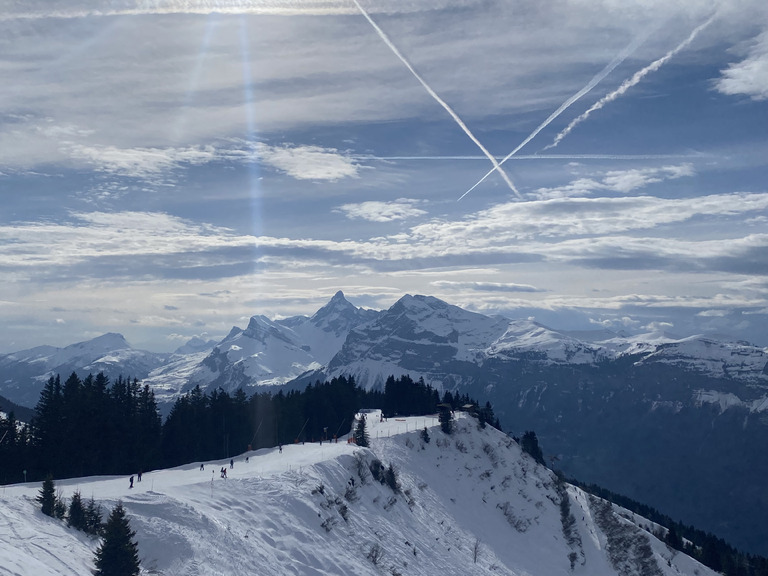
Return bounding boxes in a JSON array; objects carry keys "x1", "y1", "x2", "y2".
[{"x1": 0, "y1": 413, "x2": 722, "y2": 576}]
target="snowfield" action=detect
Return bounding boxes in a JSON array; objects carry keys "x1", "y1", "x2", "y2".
[{"x1": 1, "y1": 413, "x2": 718, "y2": 576}]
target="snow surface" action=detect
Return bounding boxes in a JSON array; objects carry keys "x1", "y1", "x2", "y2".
[{"x1": 1, "y1": 413, "x2": 718, "y2": 576}]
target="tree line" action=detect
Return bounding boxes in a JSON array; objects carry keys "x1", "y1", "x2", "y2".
[{"x1": 0, "y1": 372, "x2": 497, "y2": 484}]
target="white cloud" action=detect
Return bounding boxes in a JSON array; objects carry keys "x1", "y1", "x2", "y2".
[
  {"x1": 256, "y1": 144, "x2": 361, "y2": 181},
  {"x1": 697, "y1": 309, "x2": 728, "y2": 317},
  {"x1": 601, "y1": 164, "x2": 695, "y2": 193},
  {"x1": 67, "y1": 143, "x2": 218, "y2": 179},
  {"x1": 589, "y1": 315, "x2": 641, "y2": 329},
  {"x1": 533, "y1": 165, "x2": 694, "y2": 199},
  {"x1": 716, "y1": 30, "x2": 768, "y2": 100},
  {"x1": 643, "y1": 320, "x2": 674, "y2": 331},
  {"x1": 336, "y1": 199, "x2": 426, "y2": 222},
  {"x1": 0, "y1": 117, "x2": 363, "y2": 183},
  {"x1": 406, "y1": 193, "x2": 768, "y2": 252},
  {"x1": 430, "y1": 281, "x2": 544, "y2": 293},
  {"x1": 0, "y1": 211, "x2": 254, "y2": 270}
]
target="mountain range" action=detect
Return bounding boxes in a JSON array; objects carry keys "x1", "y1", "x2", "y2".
[{"x1": 1, "y1": 291, "x2": 767, "y2": 554}]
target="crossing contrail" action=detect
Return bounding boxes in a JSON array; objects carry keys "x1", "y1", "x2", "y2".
[
  {"x1": 544, "y1": 15, "x2": 716, "y2": 151},
  {"x1": 458, "y1": 34, "x2": 647, "y2": 201},
  {"x1": 351, "y1": 0, "x2": 521, "y2": 198}
]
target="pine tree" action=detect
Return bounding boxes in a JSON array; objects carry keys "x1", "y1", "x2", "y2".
[
  {"x1": 384, "y1": 463, "x2": 400, "y2": 492},
  {"x1": 438, "y1": 406, "x2": 453, "y2": 435},
  {"x1": 67, "y1": 490, "x2": 87, "y2": 531},
  {"x1": 54, "y1": 494, "x2": 67, "y2": 519},
  {"x1": 520, "y1": 430, "x2": 545, "y2": 466},
  {"x1": 93, "y1": 502, "x2": 140, "y2": 576},
  {"x1": 354, "y1": 414, "x2": 369, "y2": 447},
  {"x1": 85, "y1": 496, "x2": 104, "y2": 536},
  {"x1": 36, "y1": 474, "x2": 57, "y2": 517}
]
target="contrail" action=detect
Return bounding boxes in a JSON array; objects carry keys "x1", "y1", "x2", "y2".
[
  {"x1": 458, "y1": 33, "x2": 647, "y2": 201},
  {"x1": 0, "y1": 1, "x2": 356, "y2": 21},
  {"x1": 351, "y1": 0, "x2": 521, "y2": 198},
  {"x1": 545, "y1": 15, "x2": 716, "y2": 151},
  {"x1": 356, "y1": 153, "x2": 700, "y2": 161}
]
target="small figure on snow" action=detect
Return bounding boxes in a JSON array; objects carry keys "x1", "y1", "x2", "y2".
[
  {"x1": 137, "y1": 470, "x2": 142, "y2": 482},
  {"x1": 245, "y1": 456, "x2": 249, "y2": 463},
  {"x1": 230, "y1": 459, "x2": 234, "y2": 469},
  {"x1": 129, "y1": 476, "x2": 134, "y2": 489},
  {"x1": 279, "y1": 445, "x2": 283, "y2": 454},
  {"x1": 200, "y1": 463, "x2": 205, "y2": 471}
]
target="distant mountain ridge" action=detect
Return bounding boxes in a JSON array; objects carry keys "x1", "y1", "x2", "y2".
[{"x1": 1, "y1": 291, "x2": 766, "y2": 409}]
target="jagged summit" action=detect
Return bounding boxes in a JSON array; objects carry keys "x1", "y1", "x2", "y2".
[{"x1": 310, "y1": 290, "x2": 373, "y2": 337}]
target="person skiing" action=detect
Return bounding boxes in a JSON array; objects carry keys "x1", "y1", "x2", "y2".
[
  {"x1": 230, "y1": 458, "x2": 234, "y2": 469},
  {"x1": 129, "y1": 476, "x2": 134, "y2": 489},
  {"x1": 200, "y1": 463, "x2": 205, "y2": 471},
  {"x1": 137, "y1": 470, "x2": 142, "y2": 482}
]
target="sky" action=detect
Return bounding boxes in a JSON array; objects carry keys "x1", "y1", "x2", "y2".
[{"x1": 1, "y1": 0, "x2": 767, "y2": 353}]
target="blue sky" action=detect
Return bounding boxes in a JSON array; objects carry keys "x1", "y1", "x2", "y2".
[{"x1": 1, "y1": 0, "x2": 767, "y2": 353}]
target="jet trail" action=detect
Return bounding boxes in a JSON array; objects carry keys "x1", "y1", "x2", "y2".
[
  {"x1": 0, "y1": 1, "x2": 355, "y2": 20},
  {"x1": 351, "y1": 0, "x2": 521, "y2": 198},
  {"x1": 357, "y1": 153, "x2": 698, "y2": 161},
  {"x1": 458, "y1": 34, "x2": 647, "y2": 201},
  {"x1": 545, "y1": 15, "x2": 716, "y2": 151}
]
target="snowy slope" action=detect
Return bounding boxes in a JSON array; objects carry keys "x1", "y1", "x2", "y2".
[{"x1": 0, "y1": 414, "x2": 718, "y2": 576}]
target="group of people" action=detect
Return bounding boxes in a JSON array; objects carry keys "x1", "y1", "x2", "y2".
[
  {"x1": 128, "y1": 470, "x2": 142, "y2": 488},
  {"x1": 136, "y1": 444, "x2": 295, "y2": 488}
]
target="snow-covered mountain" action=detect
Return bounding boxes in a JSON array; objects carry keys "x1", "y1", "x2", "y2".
[
  {"x1": 0, "y1": 333, "x2": 169, "y2": 408},
  {"x1": 0, "y1": 413, "x2": 719, "y2": 576},
  {"x1": 143, "y1": 291, "x2": 379, "y2": 401},
  {"x1": 321, "y1": 294, "x2": 767, "y2": 396},
  {"x1": 2, "y1": 292, "x2": 765, "y2": 409}
]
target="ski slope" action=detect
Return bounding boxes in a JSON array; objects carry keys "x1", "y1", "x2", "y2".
[{"x1": 0, "y1": 413, "x2": 717, "y2": 576}]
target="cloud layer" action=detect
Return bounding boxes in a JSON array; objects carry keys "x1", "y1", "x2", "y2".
[{"x1": 0, "y1": 0, "x2": 766, "y2": 352}]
